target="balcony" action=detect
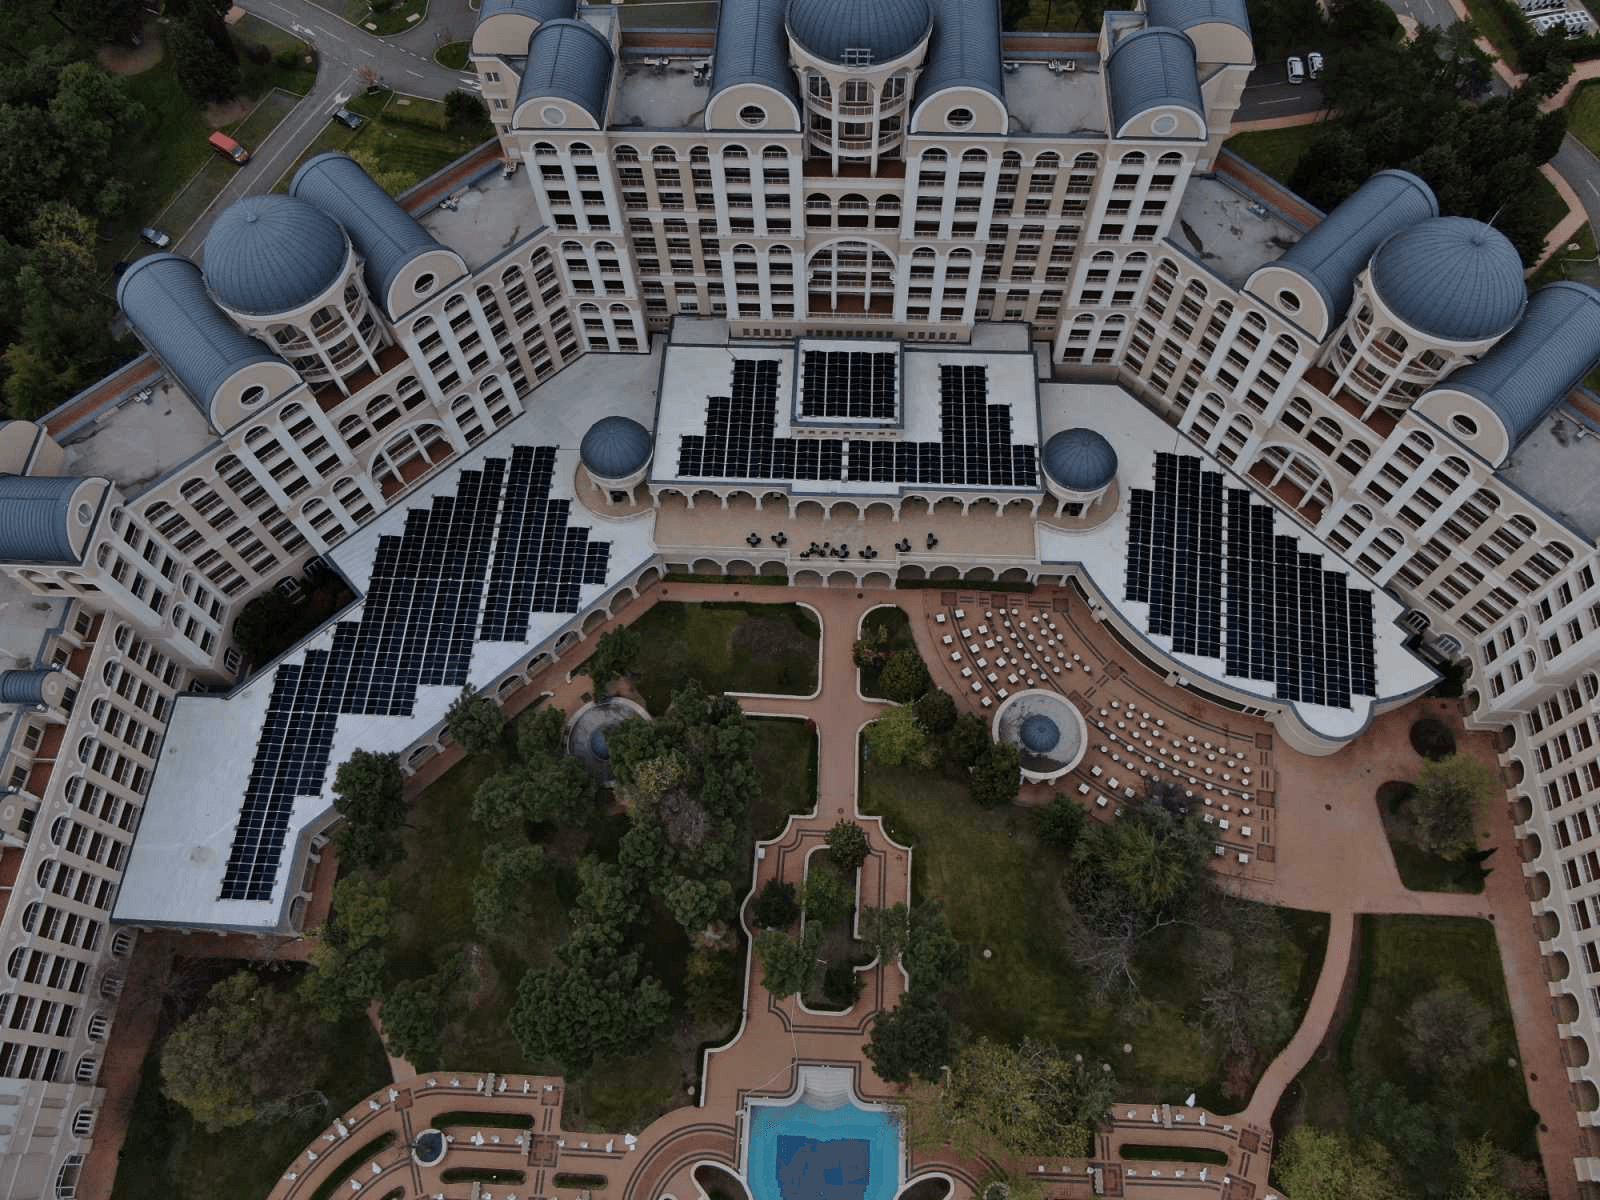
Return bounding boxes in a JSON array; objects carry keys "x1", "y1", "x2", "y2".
[
  {"x1": 803, "y1": 158, "x2": 905, "y2": 179},
  {"x1": 314, "y1": 342, "x2": 410, "y2": 413},
  {"x1": 1305, "y1": 365, "x2": 1399, "y2": 437},
  {"x1": 808, "y1": 293, "x2": 895, "y2": 318}
]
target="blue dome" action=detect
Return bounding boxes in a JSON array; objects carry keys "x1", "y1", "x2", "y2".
[
  {"x1": 580, "y1": 416, "x2": 653, "y2": 479},
  {"x1": 1019, "y1": 714, "x2": 1060, "y2": 754},
  {"x1": 203, "y1": 195, "x2": 349, "y2": 316},
  {"x1": 589, "y1": 728, "x2": 610, "y2": 760},
  {"x1": 1042, "y1": 428, "x2": 1118, "y2": 492},
  {"x1": 1369, "y1": 216, "x2": 1526, "y2": 343},
  {"x1": 785, "y1": 0, "x2": 932, "y2": 65}
]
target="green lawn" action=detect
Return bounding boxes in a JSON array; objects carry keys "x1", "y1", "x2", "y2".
[
  {"x1": 344, "y1": 0, "x2": 430, "y2": 35},
  {"x1": 1463, "y1": 0, "x2": 1524, "y2": 70},
  {"x1": 1527, "y1": 169, "x2": 1571, "y2": 255},
  {"x1": 1375, "y1": 782, "x2": 1489, "y2": 894},
  {"x1": 1278, "y1": 915, "x2": 1539, "y2": 1189},
  {"x1": 275, "y1": 90, "x2": 492, "y2": 195},
  {"x1": 110, "y1": 993, "x2": 392, "y2": 1200},
  {"x1": 234, "y1": 14, "x2": 319, "y2": 97},
  {"x1": 1570, "y1": 80, "x2": 1600, "y2": 158},
  {"x1": 749, "y1": 717, "x2": 819, "y2": 840},
  {"x1": 1222, "y1": 123, "x2": 1328, "y2": 186},
  {"x1": 623, "y1": 601, "x2": 820, "y2": 713},
  {"x1": 435, "y1": 41, "x2": 470, "y2": 69},
  {"x1": 857, "y1": 605, "x2": 916, "y2": 698},
  {"x1": 1529, "y1": 219, "x2": 1600, "y2": 290},
  {"x1": 858, "y1": 758, "x2": 1327, "y2": 1108}
]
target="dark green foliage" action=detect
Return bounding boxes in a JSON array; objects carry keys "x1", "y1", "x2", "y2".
[
  {"x1": 684, "y1": 948, "x2": 743, "y2": 1027},
  {"x1": 169, "y1": 16, "x2": 240, "y2": 103},
  {"x1": 826, "y1": 820, "x2": 871, "y2": 872},
  {"x1": 444, "y1": 89, "x2": 491, "y2": 131},
  {"x1": 380, "y1": 975, "x2": 444, "y2": 1070},
  {"x1": 471, "y1": 843, "x2": 546, "y2": 936},
  {"x1": 445, "y1": 686, "x2": 505, "y2": 755},
  {"x1": 969, "y1": 741, "x2": 1021, "y2": 809},
  {"x1": 470, "y1": 758, "x2": 597, "y2": 831},
  {"x1": 1409, "y1": 717, "x2": 1456, "y2": 761},
  {"x1": 1244, "y1": 0, "x2": 1324, "y2": 57},
  {"x1": 304, "y1": 877, "x2": 391, "y2": 1018},
  {"x1": 517, "y1": 704, "x2": 567, "y2": 763},
  {"x1": 1407, "y1": 754, "x2": 1498, "y2": 860},
  {"x1": 231, "y1": 591, "x2": 297, "y2": 663},
  {"x1": 662, "y1": 874, "x2": 733, "y2": 933},
  {"x1": 585, "y1": 625, "x2": 641, "y2": 697},
  {"x1": 901, "y1": 900, "x2": 965, "y2": 993},
  {"x1": 913, "y1": 688, "x2": 958, "y2": 735},
  {"x1": 948, "y1": 711, "x2": 990, "y2": 769},
  {"x1": 877, "y1": 649, "x2": 931, "y2": 703},
  {"x1": 1037, "y1": 792, "x2": 1086, "y2": 852},
  {"x1": 802, "y1": 862, "x2": 855, "y2": 928},
  {"x1": 332, "y1": 749, "x2": 407, "y2": 870},
  {"x1": 822, "y1": 959, "x2": 864, "y2": 1007},
  {"x1": 864, "y1": 991, "x2": 951, "y2": 1083},
  {"x1": 755, "y1": 926, "x2": 822, "y2": 997},
  {"x1": 1289, "y1": 24, "x2": 1567, "y2": 265},
  {"x1": 753, "y1": 879, "x2": 800, "y2": 928}
]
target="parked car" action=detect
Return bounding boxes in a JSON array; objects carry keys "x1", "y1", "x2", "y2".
[
  {"x1": 1286, "y1": 55, "x2": 1306, "y2": 84},
  {"x1": 138, "y1": 226, "x2": 171, "y2": 248},
  {"x1": 208, "y1": 130, "x2": 250, "y2": 164},
  {"x1": 331, "y1": 106, "x2": 364, "y2": 129},
  {"x1": 1307, "y1": 50, "x2": 1324, "y2": 78}
]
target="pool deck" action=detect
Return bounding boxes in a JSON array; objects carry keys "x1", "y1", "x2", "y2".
[{"x1": 243, "y1": 579, "x2": 1573, "y2": 1200}]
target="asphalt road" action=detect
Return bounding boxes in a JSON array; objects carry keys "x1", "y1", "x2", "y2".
[
  {"x1": 169, "y1": 0, "x2": 480, "y2": 257},
  {"x1": 1236, "y1": 79, "x2": 1329, "y2": 122},
  {"x1": 1554, "y1": 134, "x2": 1600, "y2": 229},
  {"x1": 1385, "y1": 0, "x2": 1459, "y2": 26}
]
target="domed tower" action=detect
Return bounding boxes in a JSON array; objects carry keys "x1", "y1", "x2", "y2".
[
  {"x1": 785, "y1": 0, "x2": 934, "y2": 168},
  {"x1": 578, "y1": 415, "x2": 654, "y2": 510},
  {"x1": 1040, "y1": 427, "x2": 1118, "y2": 522},
  {"x1": 1325, "y1": 216, "x2": 1526, "y2": 412},
  {"x1": 202, "y1": 195, "x2": 388, "y2": 394}
]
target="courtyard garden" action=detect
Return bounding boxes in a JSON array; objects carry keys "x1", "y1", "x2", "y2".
[
  {"x1": 617, "y1": 601, "x2": 821, "y2": 712},
  {"x1": 854, "y1": 605, "x2": 918, "y2": 699},
  {"x1": 1375, "y1": 719, "x2": 1497, "y2": 894},
  {"x1": 1273, "y1": 915, "x2": 1541, "y2": 1198}
]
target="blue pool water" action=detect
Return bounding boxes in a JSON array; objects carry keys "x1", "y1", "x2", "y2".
[{"x1": 747, "y1": 1101, "x2": 901, "y2": 1200}]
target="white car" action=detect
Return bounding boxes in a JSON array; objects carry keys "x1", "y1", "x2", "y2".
[
  {"x1": 1287, "y1": 55, "x2": 1306, "y2": 84},
  {"x1": 1308, "y1": 51, "x2": 1324, "y2": 79}
]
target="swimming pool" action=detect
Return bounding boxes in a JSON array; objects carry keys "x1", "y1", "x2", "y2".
[{"x1": 745, "y1": 1097, "x2": 902, "y2": 1200}]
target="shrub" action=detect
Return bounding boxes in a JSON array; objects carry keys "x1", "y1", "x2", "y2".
[
  {"x1": 1037, "y1": 792, "x2": 1086, "y2": 852},
  {"x1": 821, "y1": 959, "x2": 864, "y2": 1008},
  {"x1": 878, "y1": 649, "x2": 931, "y2": 703},
  {"x1": 1409, "y1": 716, "x2": 1456, "y2": 761},
  {"x1": 913, "y1": 688, "x2": 957, "y2": 735},
  {"x1": 752, "y1": 879, "x2": 799, "y2": 928},
  {"x1": 826, "y1": 820, "x2": 871, "y2": 872},
  {"x1": 231, "y1": 587, "x2": 297, "y2": 663},
  {"x1": 275, "y1": 47, "x2": 302, "y2": 69}
]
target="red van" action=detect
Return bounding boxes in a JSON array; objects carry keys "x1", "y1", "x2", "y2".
[{"x1": 209, "y1": 131, "x2": 250, "y2": 164}]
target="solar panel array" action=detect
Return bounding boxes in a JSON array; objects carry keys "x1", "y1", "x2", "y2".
[
  {"x1": 1125, "y1": 452, "x2": 1377, "y2": 711},
  {"x1": 219, "y1": 445, "x2": 611, "y2": 901},
  {"x1": 678, "y1": 361, "x2": 1037, "y2": 489},
  {"x1": 799, "y1": 350, "x2": 897, "y2": 420}
]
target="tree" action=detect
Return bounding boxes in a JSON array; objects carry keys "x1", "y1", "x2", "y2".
[
  {"x1": 332, "y1": 749, "x2": 406, "y2": 870},
  {"x1": 161, "y1": 970, "x2": 319, "y2": 1131},
  {"x1": 444, "y1": 88, "x2": 490, "y2": 132},
  {"x1": 230, "y1": 588, "x2": 297, "y2": 664},
  {"x1": 803, "y1": 864, "x2": 854, "y2": 927},
  {"x1": 878, "y1": 649, "x2": 930, "y2": 702},
  {"x1": 864, "y1": 991, "x2": 950, "y2": 1083},
  {"x1": 168, "y1": 16, "x2": 239, "y2": 103},
  {"x1": 1037, "y1": 792, "x2": 1086, "y2": 853},
  {"x1": 913, "y1": 688, "x2": 957, "y2": 736},
  {"x1": 662, "y1": 874, "x2": 732, "y2": 934},
  {"x1": 905, "y1": 1039, "x2": 1113, "y2": 1160},
  {"x1": 517, "y1": 704, "x2": 566, "y2": 764},
  {"x1": 586, "y1": 625, "x2": 640, "y2": 696},
  {"x1": 684, "y1": 947, "x2": 742, "y2": 1028},
  {"x1": 303, "y1": 877, "x2": 391, "y2": 1018},
  {"x1": 1402, "y1": 980, "x2": 1493, "y2": 1082},
  {"x1": 1272, "y1": 1126, "x2": 1406, "y2": 1200},
  {"x1": 471, "y1": 843, "x2": 546, "y2": 936},
  {"x1": 755, "y1": 926, "x2": 822, "y2": 997},
  {"x1": 753, "y1": 878, "x2": 800, "y2": 928},
  {"x1": 826, "y1": 820, "x2": 870, "y2": 872},
  {"x1": 969, "y1": 742, "x2": 1020, "y2": 809},
  {"x1": 508, "y1": 951, "x2": 671, "y2": 1070},
  {"x1": 1190, "y1": 894, "x2": 1294, "y2": 1092},
  {"x1": 865, "y1": 703, "x2": 936, "y2": 769},
  {"x1": 445, "y1": 685, "x2": 505, "y2": 755},
  {"x1": 859, "y1": 902, "x2": 909, "y2": 967},
  {"x1": 380, "y1": 976, "x2": 442, "y2": 1070},
  {"x1": 948, "y1": 711, "x2": 990, "y2": 768},
  {"x1": 471, "y1": 759, "x2": 596, "y2": 831},
  {"x1": 1408, "y1": 754, "x2": 1498, "y2": 859},
  {"x1": 853, "y1": 625, "x2": 887, "y2": 668},
  {"x1": 902, "y1": 901, "x2": 964, "y2": 993}
]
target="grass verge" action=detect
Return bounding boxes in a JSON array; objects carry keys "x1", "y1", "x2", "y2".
[
  {"x1": 435, "y1": 41, "x2": 470, "y2": 68},
  {"x1": 1222, "y1": 123, "x2": 1328, "y2": 185},
  {"x1": 624, "y1": 601, "x2": 820, "y2": 712},
  {"x1": 1527, "y1": 169, "x2": 1571, "y2": 253},
  {"x1": 1529, "y1": 218, "x2": 1599, "y2": 290},
  {"x1": 276, "y1": 89, "x2": 492, "y2": 194},
  {"x1": 1463, "y1": 0, "x2": 1524, "y2": 70}
]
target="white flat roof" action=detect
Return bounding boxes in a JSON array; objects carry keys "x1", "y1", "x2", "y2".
[
  {"x1": 651, "y1": 337, "x2": 1042, "y2": 496},
  {"x1": 115, "y1": 350, "x2": 663, "y2": 932},
  {"x1": 1037, "y1": 381, "x2": 1435, "y2": 741}
]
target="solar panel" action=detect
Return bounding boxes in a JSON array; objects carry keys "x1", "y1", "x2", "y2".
[
  {"x1": 800, "y1": 350, "x2": 897, "y2": 420},
  {"x1": 218, "y1": 444, "x2": 612, "y2": 902},
  {"x1": 676, "y1": 360, "x2": 1036, "y2": 489},
  {"x1": 1121, "y1": 453, "x2": 1378, "y2": 711}
]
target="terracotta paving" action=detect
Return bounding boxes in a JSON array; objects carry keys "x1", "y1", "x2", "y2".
[{"x1": 85, "y1": 580, "x2": 1586, "y2": 1200}]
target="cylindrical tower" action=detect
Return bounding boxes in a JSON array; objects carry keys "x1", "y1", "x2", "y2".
[
  {"x1": 1040, "y1": 427, "x2": 1118, "y2": 522},
  {"x1": 202, "y1": 195, "x2": 389, "y2": 394},
  {"x1": 1324, "y1": 216, "x2": 1525, "y2": 412},
  {"x1": 784, "y1": 0, "x2": 932, "y2": 169}
]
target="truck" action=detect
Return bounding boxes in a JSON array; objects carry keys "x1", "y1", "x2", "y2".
[{"x1": 208, "y1": 131, "x2": 250, "y2": 164}]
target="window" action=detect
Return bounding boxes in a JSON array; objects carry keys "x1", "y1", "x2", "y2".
[
  {"x1": 1451, "y1": 413, "x2": 1479, "y2": 438},
  {"x1": 1277, "y1": 289, "x2": 1300, "y2": 313},
  {"x1": 946, "y1": 107, "x2": 974, "y2": 130},
  {"x1": 738, "y1": 104, "x2": 766, "y2": 127}
]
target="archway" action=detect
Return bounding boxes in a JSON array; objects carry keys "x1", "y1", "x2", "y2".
[{"x1": 827, "y1": 570, "x2": 857, "y2": 588}]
